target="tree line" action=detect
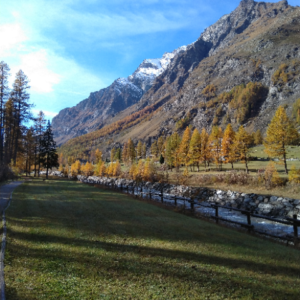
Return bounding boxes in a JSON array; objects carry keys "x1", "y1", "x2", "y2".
[
  {"x1": 0, "y1": 61, "x2": 58, "y2": 180},
  {"x1": 58, "y1": 106, "x2": 300, "y2": 184}
]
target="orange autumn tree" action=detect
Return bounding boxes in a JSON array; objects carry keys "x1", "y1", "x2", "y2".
[
  {"x1": 221, "y1": 124, "x2": 236, "y2": 169},
  {"x1": 233, "y1": 126, "x2": 252, "y2": 173},
  {"x1": 210, "y1": 126, "x2": 223, "y2": 171},
  {"x1": 200, "y1": 128, "x2": 211, "y2": 171},
  {"x1": 264, "y1": 106, "x2": 299, "y2": 174},
  {"x1": 188, "y1": 128, "x2": 201, "y2": 171},
  {"x1": 178, "y1": 126, "x2": 191, "y2": 171}
]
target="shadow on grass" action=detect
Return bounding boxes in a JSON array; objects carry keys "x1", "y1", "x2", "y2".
[
  {"x1": 6, "y1": 227, "x2": 300, "y2": 281},
  {"x1": 5, "y1": 230, "x2": 300, "y2": 299}
]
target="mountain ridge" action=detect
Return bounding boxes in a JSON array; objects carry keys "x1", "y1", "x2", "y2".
[{"x1": 58, "y1": 0, "x2": 300, "y2": 159}]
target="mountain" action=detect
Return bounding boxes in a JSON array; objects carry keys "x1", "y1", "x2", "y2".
[
  {"x1": 59, "y1": 0, "x2": 300, "y2": 158},
  {"x1": 52, "y1": 46, "x2": 187, "y2": 145}
]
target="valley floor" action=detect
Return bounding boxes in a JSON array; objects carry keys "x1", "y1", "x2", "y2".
[{"x1": 4, "y1": 179, "x2": 300, "y2": 299}]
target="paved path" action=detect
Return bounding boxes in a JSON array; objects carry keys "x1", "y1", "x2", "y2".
[
  {"x1": 0, "y1": 181, "x2": 23, "y2": 214},
  {"x1": 0, "y1": 181, "x2": 23, "y2": 300}
]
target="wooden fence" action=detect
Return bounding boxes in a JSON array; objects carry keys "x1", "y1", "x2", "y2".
[{"x1": 97, "y1": 181, "x2": 300, "y2": 246}]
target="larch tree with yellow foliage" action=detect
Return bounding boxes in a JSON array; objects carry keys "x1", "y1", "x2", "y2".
[
  {"x1": 264, "y1": 106, "x2": 299, "y2": 174},
  {"x1": 188, "y1": 128, "x2": 201, "y2": 171},
  {"x1": 113, "y1": 160, "x2": 122, "y2": 177},
  {"x1": 95, "y1": 149, "x2": 102, "y2": 164},
  {"x1": 178, "y1": 126, "x2": 191, "y2": 170},
  {"x1": 200, "y1": 128, "x2": 211, "y2": 171},
  {"x1": 136, "y1": 141, "x2": 142, "y2": 159},
  {"x1": 221, "y1": 124, "x2": 236, "y2": 169},
  {"x1": 233, "y1": 126, "x2": 252, "y2": 173},
  {"x1": 82, "y1": 162, "x2": 94, "y2": 176},
  {"x1": 210, "y1": 126, "x2": 223, "y2": 171}
]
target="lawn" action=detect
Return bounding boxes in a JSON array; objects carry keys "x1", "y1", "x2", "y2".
[{"x1": 4, "y1": 179, "x2": 300, "y2": 299}]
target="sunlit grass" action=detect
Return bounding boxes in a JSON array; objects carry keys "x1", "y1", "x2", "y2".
[{"x1": 5, "y1": 179, "x2": 300, "y2": 299}]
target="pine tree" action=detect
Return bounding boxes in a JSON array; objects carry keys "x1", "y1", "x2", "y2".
[
  {"x1": 39, "y1": 121, "x2": 59, "y2": 179},
  {"x1": 159, "y1": 154, "x2": 164, "y2": 164},
  {"x1": 221, "y1": 124, "x2": 235, "y2": 169},
  {"x1": 10, "y1": 70, "x2": 32, "y2": 165},
  {"x1": 0, "y1": 61, "x2": 10, "y2": 165},
  {"x1": 264, "y1": 106, "x2": 299, "y2": 174},
  {"x1": 233, "y1": 126, "x2": 252, "y2": 173},
  {"x1": 200, "y1": 128, "x2": 211, "y2": 171},
  {"x1": 210, "y1": 126, "x2": 223, "y2": 171},
  {"x1": 188, "y1": 128, "x2": 201, "y2": 171},
  {"x1": 178, "y1": 126, "x2": 191, "y2": 169},
  {"x1": 24, "y1": 127, "x2": 35, "y2": 176},
  {"x1": 34, "y1": 111, "x2": 46, "y2": 176}
]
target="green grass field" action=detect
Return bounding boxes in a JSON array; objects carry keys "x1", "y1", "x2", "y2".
[{"x1": 5, "y1": 179, "x2": 300, "y2": 299}]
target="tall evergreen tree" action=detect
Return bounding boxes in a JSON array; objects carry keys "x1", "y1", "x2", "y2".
[
  {"x1": 10, "y1": 70, "x2": 32, "y2": 165},
  {"x1": 0, "y1": 61, "x2": 10, "y2": 165},
  {"x1": 34, "y1": 111, "x2": 46, "y2": 176},
  {"x1": 39, "y1": 121, "x2": 58, "y2": 179}
]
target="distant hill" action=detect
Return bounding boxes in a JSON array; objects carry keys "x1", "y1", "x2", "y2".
[{"x1": 58, "y1": 0, "x2": 300, "y2": 158}]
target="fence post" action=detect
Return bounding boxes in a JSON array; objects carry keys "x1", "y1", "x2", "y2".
[
  {"x1": 161, "y1": 189, "x2": 163, "y2": 203},
  {"x1": 293, "y1": 214, "x2": 299, "y2": 246},
  {"x1": 149, "y1": 192, "x2": 152, "y2": 200},
  {"x1": 246, "y1": 212, "x2": 252, "y2": 232},
  {"x1": 174, "y1": 196, "x2": 177, "y2": 206},
  {"x1": 215, "y1": 205, "x2": 219, "y2": 224},
  {"x1": 190, "y1": 197, "x2": 194, "y2": 213},
  {"x1": 120, "y1": 183, "x2": 123, "y2": 191}
]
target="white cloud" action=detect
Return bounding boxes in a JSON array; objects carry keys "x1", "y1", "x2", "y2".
[
  {"x1": 0, "y1": 23, "x2": 27, "y2": 57},
  {"x1": 10, "y1": 49, "x2": 61, "y2": 94}
]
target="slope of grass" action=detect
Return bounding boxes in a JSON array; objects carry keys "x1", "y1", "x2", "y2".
[{"x1": 5, "y1": 179, "x2": 300, "y2": 299}]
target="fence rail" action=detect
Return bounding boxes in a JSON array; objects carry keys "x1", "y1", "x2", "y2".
[{"x1": 96, "y1": 181, "x2": 300, "y2": 246}]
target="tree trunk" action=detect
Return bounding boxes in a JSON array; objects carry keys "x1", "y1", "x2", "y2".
[{"x1": 283, "y1": 145, "x2": 288, "y2": 174}]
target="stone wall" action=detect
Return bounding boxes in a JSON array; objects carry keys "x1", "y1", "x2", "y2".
[{"x1": 77, "y1": 175, "x2": 300, "y2": 219}]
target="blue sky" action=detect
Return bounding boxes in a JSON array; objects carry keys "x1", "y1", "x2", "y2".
[{"x1": 1, "y1": 0, "x2": 298, "y2": 120}]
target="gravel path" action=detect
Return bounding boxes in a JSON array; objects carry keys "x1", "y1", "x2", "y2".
[{"x1": 0, "y1": 181, "x2": 23, "y2": 300}]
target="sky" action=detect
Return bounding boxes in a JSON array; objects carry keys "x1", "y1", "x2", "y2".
[{"x1": 1, "y1": 0, "x2": 299, "y2": 120}]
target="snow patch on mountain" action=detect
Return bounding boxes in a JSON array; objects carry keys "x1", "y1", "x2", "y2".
[{"x1": 115, "y1": 45, "x2": 188, "y2": 93}]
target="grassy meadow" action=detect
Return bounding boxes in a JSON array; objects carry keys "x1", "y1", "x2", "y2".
[{"x1": 4, "y1": 178, "x2": 300, "y2": 299}]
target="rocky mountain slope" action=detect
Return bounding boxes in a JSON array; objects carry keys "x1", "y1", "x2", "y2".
[
  {"x1": 59, "y1": 0, "x2": 300, "y2": 158},
  {"x1": 52, "y1": 47, "x2": 186, "y2": 145}
]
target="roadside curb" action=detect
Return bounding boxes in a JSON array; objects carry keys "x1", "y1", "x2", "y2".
[{"x1": 0, "y1": 193, "x2": 12, "y2": 300}]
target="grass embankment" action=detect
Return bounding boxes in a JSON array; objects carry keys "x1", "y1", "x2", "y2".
[{"x1": 5, "y1": 179, "x2": 300, "y2": 299}]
